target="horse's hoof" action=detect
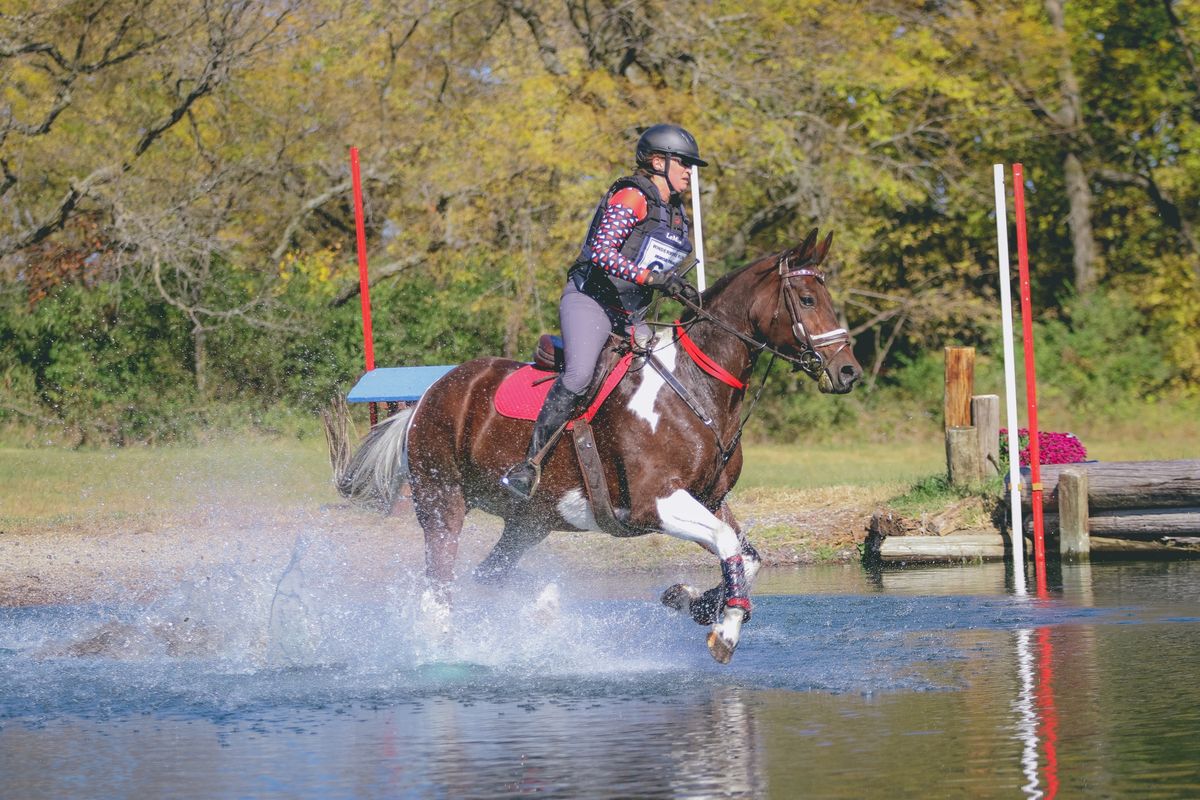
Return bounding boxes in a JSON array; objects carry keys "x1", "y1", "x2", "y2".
[
  {"x1": 706, "y1": 607, "x2": 745, "y2": 665},
  {"x1": 533, "y1": 582, "x2": 561, "y2": 617},
  {"x1": 417, "y1": 588, "x2": 452, "y2": 639},
  {"x1": 661, "y1": 583, "x2": 701, "y2": 615}
]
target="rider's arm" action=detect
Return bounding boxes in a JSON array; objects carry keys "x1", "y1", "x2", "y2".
[{"x1": 588, "y1": 187, "x2": 655, "y2": 284}]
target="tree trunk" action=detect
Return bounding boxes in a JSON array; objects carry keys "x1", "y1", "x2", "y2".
[
  {"x1": 1063, "y1": 151, "x2": 1097, "y2": 294},
  {"x1": 193, "y1": 325, "x2": 208, "y2": 398},
  {"x1": 1045, "y1": 0, "x2": 1099, "y2": 295}
]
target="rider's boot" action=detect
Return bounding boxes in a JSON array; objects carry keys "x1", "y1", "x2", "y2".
[{"x1": 501, "y1": 379, "x2": 583, "y2": 500}]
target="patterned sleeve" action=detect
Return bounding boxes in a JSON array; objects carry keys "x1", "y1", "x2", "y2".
[{"x1": 587, "y1": 187, "x2": 649, "y2": 283}]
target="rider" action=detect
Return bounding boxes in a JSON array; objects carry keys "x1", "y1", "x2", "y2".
[{"x1": 501, "y1": 123, "x2": 706, "y2": 500}]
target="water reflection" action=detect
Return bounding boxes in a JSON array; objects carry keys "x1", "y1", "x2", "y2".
[
  {"x1": 1015, "y1": 627, "x2": 1059, "y2": 800},
  {"x1": 2, "y1": 561, "x2": 1200, "y2": 798}
]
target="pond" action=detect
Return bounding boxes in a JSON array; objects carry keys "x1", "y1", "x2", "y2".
[{"x1": 2, "y1": 550, "x2": 1198, "y2": 799}]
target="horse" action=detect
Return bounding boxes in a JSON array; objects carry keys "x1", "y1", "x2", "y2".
[{"x1": 329, "y1": 229, "x2": 862, "y2": 663}]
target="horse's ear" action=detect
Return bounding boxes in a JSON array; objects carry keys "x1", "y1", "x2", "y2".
[
  {"x1": 814, "y1": 231, "x2": 834, "y2": 266},
  {"x1": 790, "y1": 228, "x2": 818, "y2": 265}
]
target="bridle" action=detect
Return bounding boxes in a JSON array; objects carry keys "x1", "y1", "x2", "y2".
[
  {"x1": 673, "y1": 253, "x2": 852, "y2": 379},
  {"x1": 774, "y1": 258, "x2": 852, "y2": 377}
]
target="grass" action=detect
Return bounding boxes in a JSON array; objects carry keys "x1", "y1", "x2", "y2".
[
  {"x1": 736, "y1": 440, "x2": 944, "y2": 489},
  {"x1": 0, "y1": 437, "x2": 332, "y2": 527},
  {"x1": 2, "y1": 397, "x2": 1196, "y2": 528}
]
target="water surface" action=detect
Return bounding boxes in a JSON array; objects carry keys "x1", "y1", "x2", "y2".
[{"x1": 2, "y1": 552, "x2": 1198, "y2": 798}]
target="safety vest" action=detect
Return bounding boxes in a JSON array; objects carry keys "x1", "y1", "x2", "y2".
[{"x1": 570, "y1": 173, "x2": 692, "y2": 314}]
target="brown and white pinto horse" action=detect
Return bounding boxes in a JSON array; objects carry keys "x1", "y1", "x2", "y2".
[{"x1": 333, "y1": 229, "x2": 862, "y2": 663}]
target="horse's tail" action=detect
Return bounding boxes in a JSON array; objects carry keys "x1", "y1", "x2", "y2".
[{"x1": 321, "y1": 395, "x2": 412, "y2": 514}]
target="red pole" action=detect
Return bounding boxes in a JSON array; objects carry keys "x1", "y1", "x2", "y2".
[
  {"x1": 350, "y1": 146, "x2": 377, "y2": 425},
  {"x1": 1012, "y1": 163, "x2": 1047, "y2": 589}
]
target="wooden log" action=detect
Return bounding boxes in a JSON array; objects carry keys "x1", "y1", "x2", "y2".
[
  {"x1": 1090, "y1": 536, "x2": 1200, "y2": 553},
  {"x1": 1019, "y1": 460, "x2": 1200, "y2": 510},
  {"x1": 971, "y1": 394, "x2": 1000, "y2": 476},
  {"x1": 877, "y1": 532, "x2": 1007, "y2": 562},
  {"x1": 944, "y1": 346, "x2": 975, "y2": 429},
  {"x1": 946, "y1": 426, "x2": 983, "y2": 485},
  {"x1": 1040, "y1": 507, "x2": 1200, "y2": 540},
  {"x1": 1058, "y1": 467, "x2": 1089, "y2": 560}
]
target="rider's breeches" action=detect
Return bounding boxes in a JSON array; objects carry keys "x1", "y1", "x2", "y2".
[{"x1": 559, "y1": 280, "x2": 646, "y2": 395}]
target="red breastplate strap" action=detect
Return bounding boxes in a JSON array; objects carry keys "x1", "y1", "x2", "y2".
[{"x1": 674, "y1": 321, "x2": 745, "y2": 390}]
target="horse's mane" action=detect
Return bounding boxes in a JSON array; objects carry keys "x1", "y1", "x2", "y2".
[{"x1": 680, "y1": 250, "x2": 780, "y2": 323}]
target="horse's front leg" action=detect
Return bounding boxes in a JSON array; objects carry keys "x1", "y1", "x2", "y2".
[
  {"x1": 654, "y1": 490, "x2": 752, "y2": 664},
  {"x1": 661, "y1": 501, "x2": 762, "y2": 628}
]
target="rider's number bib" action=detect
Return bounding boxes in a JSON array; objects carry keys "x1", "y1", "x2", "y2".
[{"x1": 634, "y1": 229, "x2": 691, "y2": 273}]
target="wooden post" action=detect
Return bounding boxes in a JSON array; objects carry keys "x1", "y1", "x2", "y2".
[
  {"x1": 944, "y1": 347, "x2": 975, "y2": 429},
  {"x1": 946, "y1": 426, "x2": 983, "y2": 486},
  {"x1": 972, "y1": 394, "x2": 1001, "y2": 477},
  {"x1": 1059, "y1": 467, "x2": 1090, "y2": 561}
]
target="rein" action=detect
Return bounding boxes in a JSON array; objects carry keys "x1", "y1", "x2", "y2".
[
  {"x1": 643, "y1": 253, "x2": 851, "y2": 487},
  {"x1": 671, "y1": 261, "x2": 850, "y2": 379}
]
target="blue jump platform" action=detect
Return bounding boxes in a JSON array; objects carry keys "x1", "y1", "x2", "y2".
[{"x1": 347, "y1": 365, "x2": 457, "y2": 403}]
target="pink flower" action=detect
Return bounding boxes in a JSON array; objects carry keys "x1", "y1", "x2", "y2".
[{"x1": 999, "y1": 429, "x2": 1087, "y2": 467}]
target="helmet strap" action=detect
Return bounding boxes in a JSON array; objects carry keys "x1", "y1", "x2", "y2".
[{"x1": 648, "y1": 154, "x2": 683, "y2": 200}]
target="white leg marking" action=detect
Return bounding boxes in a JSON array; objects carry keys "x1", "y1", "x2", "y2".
[
  {"x1": 744, "y1": 553, "x2": 761, "y2": 586},
  {"x1": 627, "y1": 340, "x2": 677, "y2": 432},
  {"x1": 556, "y1": 488, "x2": 599, "y2": 531},
  {"x1": 417, "y1": 588, "x2": 452, "y2": 637},
  {"x1": 655, "y1": 489, "x2": 740, "y2": 559}
]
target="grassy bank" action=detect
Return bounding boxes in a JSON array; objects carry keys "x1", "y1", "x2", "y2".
[
  {"x1": 3, "y1": 399, "x2": 1196, "y2": 528},
  {"x1": 0, "y1": 405, "x2": 1195, "y2": 607}
]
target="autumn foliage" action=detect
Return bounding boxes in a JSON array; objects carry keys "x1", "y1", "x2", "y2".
[{"x1": 1, "y1": 0, "x2": 1198, "y2": 442}]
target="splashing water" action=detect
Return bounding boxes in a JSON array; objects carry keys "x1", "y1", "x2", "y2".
[{"x1": 3, "y1": 557, "x2": 1200, "y2": 799}]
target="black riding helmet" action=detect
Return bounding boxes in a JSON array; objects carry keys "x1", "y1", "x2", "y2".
[{"x1": 635, "y1": 124, "x2": 708, "y2": 168}]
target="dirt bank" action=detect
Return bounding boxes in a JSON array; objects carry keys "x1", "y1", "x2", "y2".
[{"x1": 0, "y1": 484, "x2": 897, "y2": 608}]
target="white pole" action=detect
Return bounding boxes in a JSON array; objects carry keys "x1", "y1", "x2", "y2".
[
  {"x1": 994, "y1": 163, "x2": 1027, "y2": 595},
  {"x1": 690, "y1": 164, "x2": 707, "y2": 291}
]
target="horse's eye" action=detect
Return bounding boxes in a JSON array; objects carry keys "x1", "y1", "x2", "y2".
[{"x1": 800, "y1": 295, "x2": 816, "y2": 308}]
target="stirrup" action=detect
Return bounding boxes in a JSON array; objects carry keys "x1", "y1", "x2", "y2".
[{"x1": 500, "y1": 460, "x2": 541, "y2": 500}]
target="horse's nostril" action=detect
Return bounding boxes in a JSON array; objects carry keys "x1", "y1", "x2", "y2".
[{"x1": 841, "y1": 364, "x2": 861, "y2": 384}]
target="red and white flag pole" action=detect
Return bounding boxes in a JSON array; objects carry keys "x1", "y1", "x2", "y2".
[
  {"x1": 1012, "y1": 164, "x2": 1048, "y2": 589},
  {"x1": 994, "y1": 164, "x2": 1027, "y2": 595}
]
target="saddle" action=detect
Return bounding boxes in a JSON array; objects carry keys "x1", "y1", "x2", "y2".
[
  {"x1": 494, "y1": 332, "x2": 644, "y2": 536},
  {"x1": 494, "y1": 333, "x2": 632, "y2": 426}
]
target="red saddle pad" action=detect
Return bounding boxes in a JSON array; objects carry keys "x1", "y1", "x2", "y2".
[{"x1": 494, "y1": 355, "x2": 633, "y2": 426}]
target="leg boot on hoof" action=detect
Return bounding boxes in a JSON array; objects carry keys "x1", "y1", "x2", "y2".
[
  {"x1": 661, "y1": 583, "x2": 727, "y2": 625},
  {"x1": 706, "y1": 554, "x2": 753, "y2": 663}
]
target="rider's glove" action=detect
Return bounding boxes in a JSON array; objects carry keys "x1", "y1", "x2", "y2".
[{"x1": 642, "y1": 270, "x2": 701, "y2": 307}]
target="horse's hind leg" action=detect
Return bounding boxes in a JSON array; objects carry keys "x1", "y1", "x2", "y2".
[
  {"x1": 413, "y1": 483, "x2": 467, "y2": 604},
  {"x1": 473, "y1": 518, "x2": 549, "y2": 585},
  {"x1": 661, "y1": 500, "x2": 762, "y2": 626}
]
